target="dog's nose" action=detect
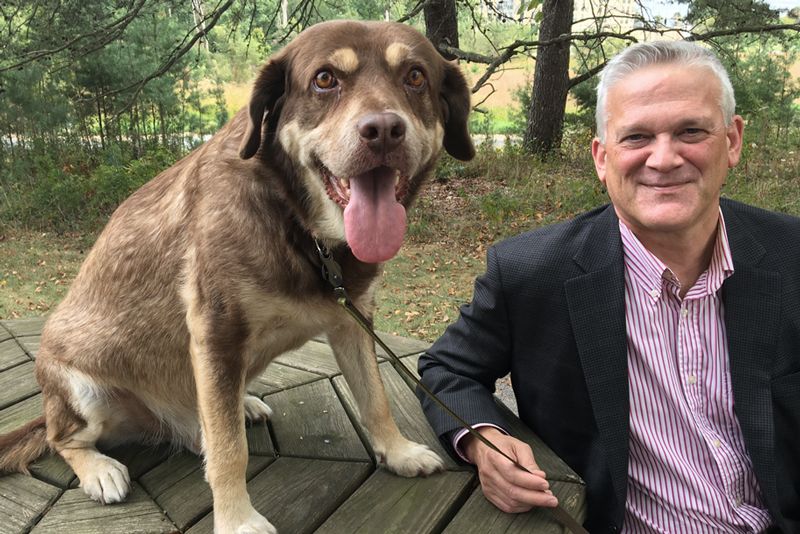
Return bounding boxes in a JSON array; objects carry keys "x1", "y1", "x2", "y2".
[{"x1": 357, "y1": 112, "x2": 406, "y2": 154}]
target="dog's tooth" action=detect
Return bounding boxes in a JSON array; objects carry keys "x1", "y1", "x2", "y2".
[{"x1": 340, "y1": 177, "x2": 350, "y2": 189}]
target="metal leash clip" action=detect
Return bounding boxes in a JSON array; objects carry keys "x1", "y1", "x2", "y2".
[{"x1": 313, "y1": 239, "x2": 588, "y2": 534}]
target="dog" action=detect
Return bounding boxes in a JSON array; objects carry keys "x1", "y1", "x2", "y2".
[{"x1": 0, "y1": 20, "x2": 474, "y2": 533}]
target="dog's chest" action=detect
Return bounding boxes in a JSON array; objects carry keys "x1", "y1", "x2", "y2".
[{"x1": 240, "y1": 294, "x2": 338, "y2": 368}]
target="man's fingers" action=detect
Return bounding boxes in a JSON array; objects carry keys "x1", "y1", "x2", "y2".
[
  {"x1": 484, "y1": 481, "x2": 559, "y2": 513},
  {"x1": 509, "y1": 438, "x2": 540, "y2": 471}
]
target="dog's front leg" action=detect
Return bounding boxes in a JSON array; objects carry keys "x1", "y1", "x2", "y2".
[
  {"x1": 327, "y1": 315, "x2": 444, "y2": 477},
  {"x1": 188, "y1": 315, "x2": 275, "y2": 534}
]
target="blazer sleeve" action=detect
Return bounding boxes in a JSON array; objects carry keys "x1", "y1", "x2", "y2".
[{"x1": 417, "y1": 245, "x2": 514, "y2": 453}]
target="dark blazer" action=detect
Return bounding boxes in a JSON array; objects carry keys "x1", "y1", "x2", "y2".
[{"x1": 418, "y1": 198, "x2": 800, "y2": 533}]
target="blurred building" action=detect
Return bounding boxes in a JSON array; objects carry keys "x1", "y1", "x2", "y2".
[{"x1": 483, "y1": 0, "x2": 687, "y2": 30}]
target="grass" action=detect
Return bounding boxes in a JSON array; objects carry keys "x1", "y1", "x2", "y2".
[
  {"x1": 0, "y1": 232, "x2": 93, "y2": 319},
  {"x1": 2, "y1": 127, "x2": 799, "y2": 342}
]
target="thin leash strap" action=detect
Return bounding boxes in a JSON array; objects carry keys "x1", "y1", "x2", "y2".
[{"x1": 314, "y1": 240, "x2": 588, "y2": 534}]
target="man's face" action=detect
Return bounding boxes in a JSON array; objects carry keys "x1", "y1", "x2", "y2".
[{"x1": 592, "y1": 64, "x2": 744, "y2": 240}]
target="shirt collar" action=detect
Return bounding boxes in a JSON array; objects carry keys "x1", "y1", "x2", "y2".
[{"x1": 619, "y1": 209, "x2": 734, "y2": 301}]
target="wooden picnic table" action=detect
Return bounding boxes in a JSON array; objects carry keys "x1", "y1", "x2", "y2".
[{"x1": 0, "y1": 317, "x2": 586, "y2": 533}]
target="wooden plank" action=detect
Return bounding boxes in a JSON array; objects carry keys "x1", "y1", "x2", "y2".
[
  {"x1": 333, "y1": 361, "x2": 461, "y2": 470},
  {"x1": 246, "y1": 361, "x2": 324, "y2": 397},
  {"x1": 1, "y1": 318, "x2": 46, "y2": 338},
  {"x1": 0, "y1": 324, "x2": 11, "y2": 343},
  {"x1": 0, "y1": 362, "x2": 40, "y2": 410},
  {"x1": 18, "y1": 336, "x2": 41, "y2": 359},
  {"x1": 0, "y1": 394, "x2": 42, "y2": 434},
  {"x1": 30, "y1": 454, "x2": 76, "y2": 489},
  {"x1": 312, "y1": 331, "x2": 426, "y2": 358},
  {"x1": 186, "y1": 457, "x2": 372, "y2": 534},
  {"x1": 30, "y1": 483, "x2": 176, "y2": 534},
  {"x1": 246, "y1": 422, "x2": 276, "y2": 457},
  {"x1": 374, "y1": 332, "x2": 430, "y2": 358},
  {"x1": 273, "y1": 340, "x2": 343, "y2": 377},
  {"x1": 443, "y1": 480, "x2": 586, "y2": 533},
  {"x1": 266, "y1": 380, "x2": 370, "y2": 461},
  {"x1": 0, "y1": 339, "x2": 29, "y2": 372},
  {"x1": 139, "y1": 450, "x2": 272, "y2": 531},
  {"x1": 316, "y1": 469, "x2": 474, "y2": 534},
  {"x1": 106, "y1": 443, "x2": 175, "y2": 481},
  {"x1": 0, "y1": 474, "x2": 61, "y2": 534}
]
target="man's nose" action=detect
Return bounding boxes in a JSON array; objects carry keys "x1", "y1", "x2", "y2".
[{"x1": 646, "y1": 136, "x2": 684, "y2": 171}]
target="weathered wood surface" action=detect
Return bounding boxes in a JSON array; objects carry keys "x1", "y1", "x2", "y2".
[
  {"x1": 0, "y1": 362, "x2": 39, "y2": 410},
  {"x1": 0, "y1": 474, "x2": 61, "y2": 534},
  {"x1": 0, "y1": 339, "x2": 29, "y2": 372},
  {"x1": 0, "y1": 318, "x2": 586, "y2": 533}
]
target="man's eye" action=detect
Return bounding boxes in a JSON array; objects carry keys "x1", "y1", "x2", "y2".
[
  {"x1": 622, "y1": 134, "x2": 646, "y2": 143},
  {"x1": 679, "y1": 128, "x2": 709, "y2": 141}
]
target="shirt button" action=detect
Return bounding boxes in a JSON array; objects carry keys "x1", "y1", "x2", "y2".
[
  {"x1": 681, "y1": 308, "x2": 689, "y2": 317},
  {"x1": 712, "y1": 439, "x2": 721, "y2": 448},
  {"x1": 688, "y1": 374, "x2": 697, "y2": 385},
  {"x1": 734, "y1": 497, "x2": 743, "y2": 507},
  {"x1": 650, "y1": 289, "x2": 660, "y2": 298}
]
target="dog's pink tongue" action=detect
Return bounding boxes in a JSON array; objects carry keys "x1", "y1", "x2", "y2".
[{"x1": 344, "y1": 167, "x2": 406, "y2": 263}]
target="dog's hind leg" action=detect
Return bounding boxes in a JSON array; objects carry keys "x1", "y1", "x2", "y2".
[
  {"x1": 39, "y1": 368, "x2": 131, "y2": 504},
  {"x1": 327, "y1": 318, "x2": 444, "y2": 477}
]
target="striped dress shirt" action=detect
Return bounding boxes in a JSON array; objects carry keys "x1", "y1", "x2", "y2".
[{"x1": 620, "y1": 213, "x2": 773, "y2": 533}]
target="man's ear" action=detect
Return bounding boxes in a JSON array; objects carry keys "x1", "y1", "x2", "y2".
[
  {"x1": 591, "y1": 137, "x2": 607, "y2": 185},
  {"x1": 440, "y1": 62, "x2": 475, "y2": 162},
  {"x1": 239, "y1": 56, "x2": 287, "y2": 160}
]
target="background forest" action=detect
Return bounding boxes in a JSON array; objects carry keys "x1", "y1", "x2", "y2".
[{"x1": 1, "y1": 0, "x2": 799, "y2": 339}]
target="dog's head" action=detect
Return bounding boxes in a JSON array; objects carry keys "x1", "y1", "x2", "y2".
[{"x1": 239, "y1": 20, "x2": 474, "y2": 263}]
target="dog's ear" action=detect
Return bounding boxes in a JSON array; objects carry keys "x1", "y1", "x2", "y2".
[
  {"x1": 440, "y1": 62, "x2": 475, "y2": 161},
  {"x1": 239, "y1": 57, "x2": 287, "y2": 160}
]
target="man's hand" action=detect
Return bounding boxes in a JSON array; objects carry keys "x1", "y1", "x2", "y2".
[{"x1": 463, "y1": 427, "x2": 558, "y2": 513}]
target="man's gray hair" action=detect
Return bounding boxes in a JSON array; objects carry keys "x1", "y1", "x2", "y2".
[{"x1": 595, "y1": 40, "x2": 736, "y2": 143}]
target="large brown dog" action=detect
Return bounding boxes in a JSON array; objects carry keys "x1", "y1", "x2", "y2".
[{"x1": 0, "y1": 20, "x2": 473, "y2": 533}]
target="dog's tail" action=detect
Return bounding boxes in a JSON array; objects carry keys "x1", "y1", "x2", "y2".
[{"x1": 0, "y1": 416, "x2": 49, "y2": 474}]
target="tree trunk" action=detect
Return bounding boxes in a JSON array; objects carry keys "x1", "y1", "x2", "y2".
[
  {"x1": 96, "y1": 90, "x2": 106, "y2": 151},
  {"x1": 423, "y1": 0, "x2": 459, "y2": 60},
  {"x1": 523, "y1": 0, "x2": 574, "y2": 155}
]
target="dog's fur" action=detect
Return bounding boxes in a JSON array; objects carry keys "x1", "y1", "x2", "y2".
[{"x1": 0, "y1": 20, "x2": 473, "y2": 533}]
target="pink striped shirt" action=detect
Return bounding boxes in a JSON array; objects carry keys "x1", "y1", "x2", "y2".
[{"x1": 621, "y1": 213, "x2": 773, "y2": 533}]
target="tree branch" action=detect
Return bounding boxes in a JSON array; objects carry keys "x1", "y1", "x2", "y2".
[
  {"x1": 107, "y1": 0, "x2": 235, "y2": 117},
  {"x1": 0, "y1": 0, "x2": 148, "y2": 74},
  {"x1": 447, "y1": 21, "x2": 800, "y2": 94}
]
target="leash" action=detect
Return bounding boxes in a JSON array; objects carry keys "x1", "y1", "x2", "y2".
[{"x1": 314, "y1": 239, "x2": 588, "y2": 534}]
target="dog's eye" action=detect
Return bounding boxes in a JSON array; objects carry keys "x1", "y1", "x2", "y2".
[
  {"x1": 405, "y1": 68, "x2": 426, "y2": 90},
  {"x1": 314, "y1": 70, "x2": 338, "y2": 91}
]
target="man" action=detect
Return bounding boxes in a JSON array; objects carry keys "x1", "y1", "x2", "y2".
[{"x1": 418, "y1": 40, "x2": 800, "y2": 533}]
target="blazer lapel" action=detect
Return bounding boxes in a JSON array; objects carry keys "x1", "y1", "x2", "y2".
[
  {"x1": 720, "y1": 202, "x2": 781, "y2": 517},
  {"x1": 564, "y1": 206, "x2": 630, "y2": 516}
]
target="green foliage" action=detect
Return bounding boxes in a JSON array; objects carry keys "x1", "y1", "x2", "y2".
[
  {"x1": 1, "y1": 145, "x2": 178, "y2": 232},
  {"x1": 677, "y1": 0, "x2": 778, "y2": 28}
]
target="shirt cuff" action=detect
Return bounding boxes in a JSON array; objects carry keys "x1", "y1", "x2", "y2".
[{"x1": 452, "y1": 423, "x2": 508, "y2": 464}]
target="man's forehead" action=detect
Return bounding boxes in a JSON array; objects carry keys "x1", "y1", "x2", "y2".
[{"x1": 609, "y1": 63, "x2": 720, "y2": 99}]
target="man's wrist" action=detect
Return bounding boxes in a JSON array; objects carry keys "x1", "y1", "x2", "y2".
[{"x1": 453, "y1": 424, "x2": 508, "y2": 463}]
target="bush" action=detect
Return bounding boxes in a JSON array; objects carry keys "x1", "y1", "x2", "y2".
[{"x1": 1, "y1": 144, "x2": 178, "y2": 232}]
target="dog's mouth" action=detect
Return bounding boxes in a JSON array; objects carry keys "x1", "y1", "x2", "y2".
[
  {"x1": 321, "y1": 165, "x2": 410, "y2": 207},
  {"x1": 320, "y1": 164, "x2": 411, "y2": 264}
]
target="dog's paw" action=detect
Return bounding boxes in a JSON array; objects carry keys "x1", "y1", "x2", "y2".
[
  {"x1": 217, "y1": 508, "x2": 277, "y2": 534},
  {"x1": 244, "y1": 395, "x2": 273, "y2": 422},
  {"x1": 381, "y1": 439, "x2": 444, "y2": 477},
  {"x1": 79, "y1": 455, "x2": 131, "y2": 504}
]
